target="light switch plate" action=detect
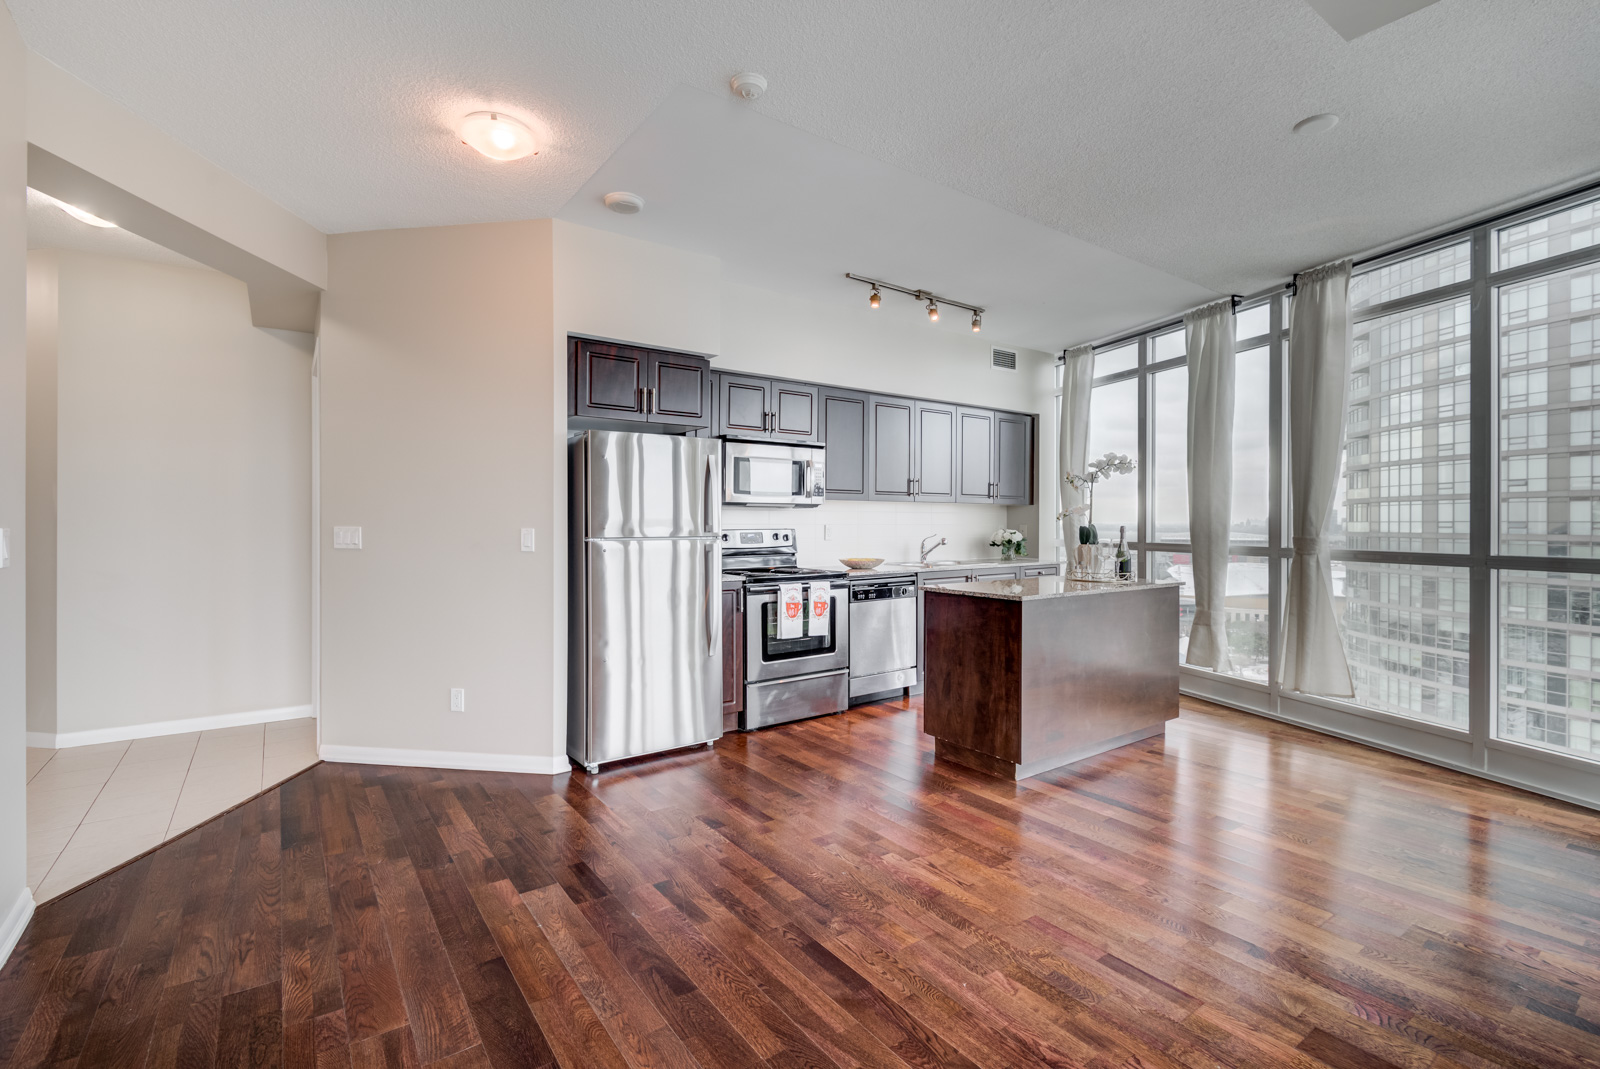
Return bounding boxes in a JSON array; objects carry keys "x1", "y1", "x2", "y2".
[
  {"x1": 450, "y1": 688, "x2": 465, "y2": 712},
  {"x1": 0, "y1": 528, "x2": 9, "y2": 568},
  {"x1": 333, "y1": 526, "x2": 363, "y2": 549},
  {"x1": 521, "y1": 528, "x2": 536, "y2": 552}
]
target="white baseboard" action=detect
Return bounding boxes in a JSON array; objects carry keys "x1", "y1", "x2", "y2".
[
  {"x1": 27, "y1": 704, "x2": 314, "y2": 749},
  {"x1": 319, "y1": 744, "x2": 570, "y2": 776},
  {"x1": 0, "y1": 886, "x2": 36, "y2": 968}
]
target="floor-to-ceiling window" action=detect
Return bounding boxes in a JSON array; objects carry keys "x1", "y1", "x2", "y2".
[{"x1": 1080, "y1": 184, "x2": 1600, "y2": 806}]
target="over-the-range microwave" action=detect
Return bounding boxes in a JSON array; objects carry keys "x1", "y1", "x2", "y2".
[{"x1": 722, "y1": 439, "x2": 826, "y2": 507}]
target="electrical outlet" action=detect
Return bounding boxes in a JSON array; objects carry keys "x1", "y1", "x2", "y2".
[
  {"x1": 333, "y1": 526, "x2": 363, "y2": 549},
  {"x1": 0, "y1": 528, "x2": 9, "y2": 568},
  {"x1": 824, "y1": 525, "x2": 835, "y2": 541},
  {"x1": 521, "y1": 528, "x2": 536, "y2": 552},
  {"x1": 450, "y1": 688, "x2": 465, "y2": 712}
]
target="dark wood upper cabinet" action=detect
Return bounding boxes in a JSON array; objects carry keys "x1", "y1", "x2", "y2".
[
  {"x1": 649, "y1": 353, "x2": 710, "y2": 424},
  {"x1": 956, "y1": 407, "x2": 997, "y2": 503},
  {"x1": 573, "y1": 339, "x2": 648, "y2": 420},
  {"x1": 771, "y1": 382, "x2": 819, "y2": 441},
  {"x1": 571, "y1": 338, "x2": 711, "y2": 430},
  {"x1": 994, "y1": 412, "x2": 1033, "y2": 505},
  {"x1": 820, "y1": 389, "x2": 868, "y2": 499},
  {"x1": 913, "y1": 401, "x2": 957, "y2": 502},
  {"x1": 869, "y1": 396, "x2": 915, "y2": 499},
  {"x1": 716, "y1": 373, "x2": 771, "y2": 437}
]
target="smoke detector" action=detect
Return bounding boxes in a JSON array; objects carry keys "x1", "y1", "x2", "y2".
[
  {"x1": 730, "y1": 72, "x2": 767, "y2": 101},
  {"x1": 603, "y1": 192, "x2": 645, "y2": 215}
]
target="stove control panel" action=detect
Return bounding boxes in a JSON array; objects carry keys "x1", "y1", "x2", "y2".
[{"x1": 721, "y1": 528, "x2": 793, "y2": 546}]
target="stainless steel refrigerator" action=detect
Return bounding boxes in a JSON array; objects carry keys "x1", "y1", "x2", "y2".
[{"x1": 568, "y1": 431, "x2": 723, "y2": 773}]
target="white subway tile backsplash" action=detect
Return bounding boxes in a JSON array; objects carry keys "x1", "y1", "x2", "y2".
[{"x1": 724, "y1": 501, "x2": 1012, "y2": 567}]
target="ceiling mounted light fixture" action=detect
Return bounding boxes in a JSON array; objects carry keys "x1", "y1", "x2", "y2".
[
  {"x1": 1292, "y1": 113, "x2": 1341, "y2": 136},
  {"x1": 459, "y1": 111, "x2": 539, "y2": 161},
  {"x1": 37, "y1": 190, "x2": 117, "y2": 228},
  {"x1": 603, "y1": 191, "x2": 645, "y2": 215},
  {"x1": 730, "y1": 72, "x2": 767, "y2": 100},
  {"x1": 844, "y1": 273, "x2": 986, "y2": 330}
]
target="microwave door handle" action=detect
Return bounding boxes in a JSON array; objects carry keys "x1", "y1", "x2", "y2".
[{"x1": 804, "y1": 458, "x2": 814, "y2": 498}]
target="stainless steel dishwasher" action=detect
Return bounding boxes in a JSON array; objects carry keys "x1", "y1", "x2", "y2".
[{"x1": 848, "y1": 574, "x2": 919, "y2": 699}]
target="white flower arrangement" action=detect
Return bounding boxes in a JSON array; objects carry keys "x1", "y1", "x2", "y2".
[
  {"x1": 1058, "y1": 451, "x2": 1136, "y2": 544},
  {"x1": 989, "y1": 528, "x2": 1027, "y2": 556}
]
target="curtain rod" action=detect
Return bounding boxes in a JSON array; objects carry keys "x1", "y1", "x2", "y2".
[{"x1": 1060, "y1": 171, "x2": 1600, "y2": 362}]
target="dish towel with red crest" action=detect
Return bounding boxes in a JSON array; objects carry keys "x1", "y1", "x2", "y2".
[
  {"x1": 809, "y1": 582, "x2": 831, "y2": 637},
  {"x1": 778, "y1": 582, "x2": 804, "y2": 639}
]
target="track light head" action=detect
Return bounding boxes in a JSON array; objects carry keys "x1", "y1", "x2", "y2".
[
  {"x1": 869, "y1": 285, "x2": 880, "y2": 309},
  {"x1": 971, "y1": 312, "x2": 981, "y2": 332},
  {"x1": 927, "y1": 299, "x2": 939, "y2": 322}
]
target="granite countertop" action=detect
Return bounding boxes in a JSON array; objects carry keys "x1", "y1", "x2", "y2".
[
  {"x1": 855, "y1": 557, "x2": 1058, "y2": 574},
  {"x1": 926, "y1": 576, "x2": 1181, "y2": 602}
]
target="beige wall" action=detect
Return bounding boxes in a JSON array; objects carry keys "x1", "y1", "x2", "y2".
[
  {"x1": 318, "y1": 220, "x2": 560, "y2": 769},
  {"x1": 24, "y1": 252, "x2": 56, "y2": 735},
  {"x1": 1, "y1": 0, "x2": 32, "y2": 949},
  {"x1": 26, "y1": 251, "x2": 312, "y2": 739}
]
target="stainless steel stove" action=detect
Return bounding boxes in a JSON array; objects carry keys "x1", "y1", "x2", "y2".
[{"x1": 720, "y1": 528, "x2": 849, "y2": 729}]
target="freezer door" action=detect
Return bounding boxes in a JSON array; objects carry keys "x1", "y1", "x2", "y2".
[
  {"x1": 586, "y1": 431, "x2": 721, "y2": 539},
  {"x1": 580, "y1": 536, "x2": 722, "y2": 766}
]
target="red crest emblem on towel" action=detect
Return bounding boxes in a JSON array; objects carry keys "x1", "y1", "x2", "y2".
[
  {"x1": 812, "y1": 593, "x2": 828, "y2": 618},
  {"x1": 784, "y1": 591, "x2": 802, "y2": 619}
]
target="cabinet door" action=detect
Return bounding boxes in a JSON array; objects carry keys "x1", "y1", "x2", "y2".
[
  {"x1": 994, "y1": 413, "x2": 1034, "y2": 505},
  {"x1": 913, "y1": 401, "x2": 957, "y2": 501},
  {"x1": 820, "y1": 390, "x2": 869, "y2": 498},
  {"x1": 771, "y1": 381, "x2": 820, "y2": 442},
  {"x1": 574, "y1": 340, "x2": 647, "y2": 421},
  {"x1": 721, "y1": 588, "x2": 744, "y2": 722},
  {"x1": 718, "y1": 373, "x2": 771, "y2": 437},
  {"x1": 647, "y1": 352, "x2": 710, "y2": 428},
  {"x1": 956, "y1": 407, "x2": 997, "y2": 503},
  {"x1": 868, "y1": 396, "x2": 915, "y2": 498}
]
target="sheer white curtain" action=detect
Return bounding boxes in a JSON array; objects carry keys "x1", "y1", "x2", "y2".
[
  {"x1": 1058, "y1": 345, "x2": 1095, "y2": 551},
  {"x1": 1184, "y1": 300, "x2": 1235, "y2": 672},
  {"x1": 1282, "y1": 261, "x2": 1355, "y2": 696}
]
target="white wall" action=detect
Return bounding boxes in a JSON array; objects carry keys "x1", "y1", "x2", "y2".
[
  {"x1": 318, "y1": 220, "x2": 561, "y2": 771},
  {"x1": 719, "y1": 281, "x2": 1056, "y2": 560},
  {"x1": 25, "y1": 251, "x2": 312, "y2": 740},
  {"x1": 24, "y1": 252, "x2": 56, "y2": 737},
  {"x1": 1, "y1": 0, "x2": 34, "y2": 958}
]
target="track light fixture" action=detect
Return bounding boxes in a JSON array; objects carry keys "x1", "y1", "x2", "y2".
[{"x1": 844, "y1": 273, "x2": 985, "y2": 329}]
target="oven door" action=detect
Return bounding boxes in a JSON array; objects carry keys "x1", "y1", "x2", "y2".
[
  {"x1": 723, "y1": 440, "x2": 825, "y2": 507},
  {"x1": 744, "y1": 583, "x2": 850, "y2": 682}
]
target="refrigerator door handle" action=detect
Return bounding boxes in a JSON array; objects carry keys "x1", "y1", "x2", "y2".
[
  {"x1": 704, "y1": 449, "x2": 718, "y2": 534},
  {"x1": 705, "y1": 541, "x2": 718, "y2": 657}
]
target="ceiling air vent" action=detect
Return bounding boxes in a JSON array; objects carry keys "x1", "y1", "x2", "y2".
[{"x1": 991, "y1": 348, "x2": 1018, "y2": 372}]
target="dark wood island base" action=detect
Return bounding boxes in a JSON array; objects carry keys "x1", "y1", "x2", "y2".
[{"x1": 923, "y1": 576, "x2": 1180, "y2": 780}]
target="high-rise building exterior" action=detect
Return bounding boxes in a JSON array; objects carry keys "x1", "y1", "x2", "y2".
[{"x1": 1338, "y1": 201, "x2": 1600, "y2": 756}]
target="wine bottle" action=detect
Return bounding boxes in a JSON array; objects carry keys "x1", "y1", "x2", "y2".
[{"x1": 1115, "y1": 525, "x2": 1132, "y2": 579}]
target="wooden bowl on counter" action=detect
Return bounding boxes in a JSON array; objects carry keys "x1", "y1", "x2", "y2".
[{"x1": 840, "y1": 557, "x2": 885, "y2": 571}]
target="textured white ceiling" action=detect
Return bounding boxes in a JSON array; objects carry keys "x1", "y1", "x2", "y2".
[
  {"x1": 12, "y1": 0, "x2": 1600, "y2": 313},
  {"x1": 27, "y1": 187, "x2": 211, "y2": 269}
]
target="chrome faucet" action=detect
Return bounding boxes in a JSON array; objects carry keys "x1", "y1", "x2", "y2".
[{"x1": 919, "y1": 534, "x2": 947, "y2": 564}]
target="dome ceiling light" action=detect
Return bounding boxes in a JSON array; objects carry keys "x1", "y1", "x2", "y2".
[
  {"x1": 603, "y1": 191, "x2": 645, "y2": 215},
  {"x1": 845, "y1": 273, "x2": 985, "y2": 330},
  {"x1": 459, "y1": 111, "x2": 540, "y2": 161}
]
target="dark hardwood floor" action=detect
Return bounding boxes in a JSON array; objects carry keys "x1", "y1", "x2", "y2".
[{"x1": 5, "y1": 696, "x2": 1600, "y2": 1069}]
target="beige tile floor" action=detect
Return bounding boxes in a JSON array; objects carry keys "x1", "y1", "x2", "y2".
[{"x1": 25, "y1": 718, "x2": 318, "y2": 902}]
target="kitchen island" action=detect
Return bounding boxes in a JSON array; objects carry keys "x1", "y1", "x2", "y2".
[{"x1": 922, "y1": 576, "x2": 1180, "y2": 779}]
